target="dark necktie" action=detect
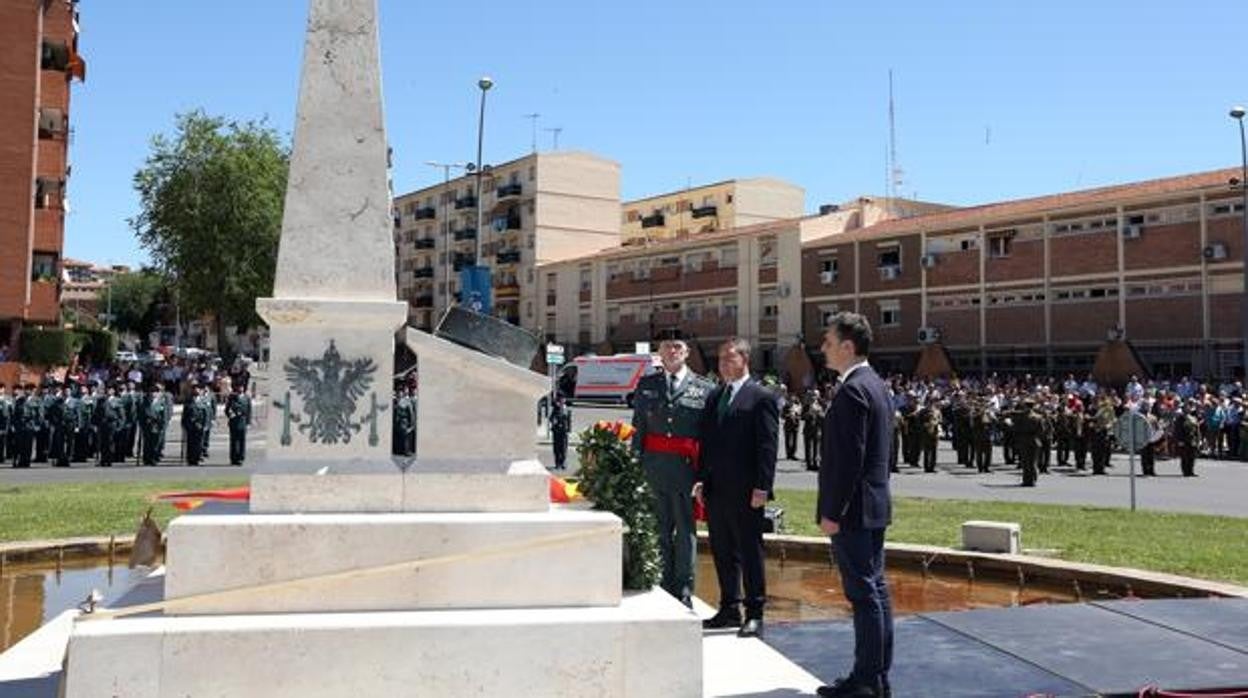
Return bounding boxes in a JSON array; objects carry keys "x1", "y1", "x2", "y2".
[
  {"x1": 717, "y1": 384, "x2": 733, "y2": 420},
  {"x1": 669, "y1": 374, "x2": 678, "y2": 396}
]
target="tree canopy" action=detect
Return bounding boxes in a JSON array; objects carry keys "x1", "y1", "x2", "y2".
[
  {"x1": 130, "y1": 110, "x2": 289, "y2": 350},
  {"x1": 108, "y1": 269, "x2": 167, "y2": 342}
]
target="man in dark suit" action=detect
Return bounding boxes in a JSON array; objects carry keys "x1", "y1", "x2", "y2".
[
  {"x1": 697, "y1": 337, "x2": 778, "y2": 638},
  {"x1": 816, "y1": 312, "x2": 895, "y2": 698}
]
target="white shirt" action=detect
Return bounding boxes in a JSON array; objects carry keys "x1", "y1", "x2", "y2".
[
  {"x1": 725, "y1": 373, "x2": 750, "y2": 406},
  {"x1": 664, "y1": 366, "x2": 689, "y2": 390},
  {"x1": 838, "y1": 360, "x2": 870, "y2": 384}
]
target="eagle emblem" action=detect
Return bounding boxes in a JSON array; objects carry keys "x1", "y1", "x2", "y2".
[{"x1": 283, "y1": 340, "x2": 377, "y2": 444}]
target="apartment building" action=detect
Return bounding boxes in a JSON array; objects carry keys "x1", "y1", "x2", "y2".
[
  {"x1": 538, "y1": 197, "x2": 907, "y2": 371},
  {"x1": 0, "y1": 0, "x2": 83, "y2": 361},
  {"x1": 801, "y1": 168, "x2": 1246, "y2": 379},
  {"x1": 393, "y1": 151, "x2": 620, "y2": 333},
  {"x1": 620, "y1": 178, "x2": 804, "y2": 246}
]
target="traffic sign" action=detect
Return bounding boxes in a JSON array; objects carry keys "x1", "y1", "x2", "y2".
[
  {"x1": 1114, "y1": 411, "x2": 1151, "y2": 454},
  {"x1": 546, "y1": 343, "x2": 565, "y2": 366}
]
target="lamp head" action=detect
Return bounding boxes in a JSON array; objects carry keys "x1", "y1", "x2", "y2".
[
  {"x1": 1232, "y1": 105, "x2": 1246, "y2": 120},
  {"x1": 478, "y1": 76, "x2": 494, "y2": 91}
]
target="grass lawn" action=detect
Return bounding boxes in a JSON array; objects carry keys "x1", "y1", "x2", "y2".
[
  {"x1": 2, "y1": 480, "x2": 1245, "y2": 587},
  {"x1": 774, "y1": 490, "x2": 1248, "y2": 587}
]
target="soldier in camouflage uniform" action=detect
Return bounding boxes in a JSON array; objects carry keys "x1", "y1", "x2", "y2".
[
  {"x1": 1090, "y1": 397, "x2": 1117, "y2": 475},
  {"x1": 1037, "y1": 402, "x2": 1054, "y2": 474},
  {"x1": 631, "y1": 333, "x2": 713, "y2": 607},
  {"x1": 905, "y1": 402, "x2": 924, "y2": 468},
  {"x1": 951, "y1": 394, "x2": 972, "y2": 466}
]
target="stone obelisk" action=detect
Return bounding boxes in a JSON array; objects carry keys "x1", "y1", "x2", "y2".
[{"x1": 256, "y1": 0, "x2": 407, "y2": 473}]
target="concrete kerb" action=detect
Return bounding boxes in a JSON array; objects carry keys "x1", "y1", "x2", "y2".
[
  {"x1": 696, "y1": 532, "x2": 1248, "y2": 600},
  {"x1": 5, "y1": 532, "x2": 1247, "y2": 600}
]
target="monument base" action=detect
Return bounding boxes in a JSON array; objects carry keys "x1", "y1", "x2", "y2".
[{"x1": 63, "y1": 589, "x2": 701, "y2": 698}]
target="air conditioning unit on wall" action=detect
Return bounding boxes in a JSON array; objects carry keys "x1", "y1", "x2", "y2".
[
  {"x1": 1204, "y1": 243, "x2": 1228, "y2": 261},
  {"x1": 819, "y1": 271, "x2": 837, "y2": 284},
  {"x1": 1122, "y1": 225, "x2": 1142, "y2": 240},
  {"x1": 917, "y1": 326, "x2": 941, "y2": 344},
  {"x1": 880, "y1": 266, "x2": 901, "y2": 280},
  {"x1": 920, "y1": 253, "x2": 938, "y2": 268}
]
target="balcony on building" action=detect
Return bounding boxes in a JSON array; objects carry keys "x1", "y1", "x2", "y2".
[
  {"x1": 452, "y1": 254, "x2": 476, "y2": 271},
  {"x1": 492, "y1": 214, "x2": 522, "y2": 232},
  {"x1": 691, "y1": 204, "x2": 717, "y2": 219},
  {"x1": 412, "y1": 294, "x2": 434, "y2": 309},
  {"x1": 413, "y1": 237, "x2": 436, "y2": 250},
  {"x1": 453, "y1": 227, "x2": 478, "y2": 242},
  {"x1": 38, "y1": 108, "x2": 67, "y2": 140},
  {"x1": 412, "y1": 267, "x2": 434, "y2": 279},
  {"x1": 496, "y1": 250, "x2": 522, "y2": 265},
  {"x1": 414, "y1": 206, "x2": 437, "y2": 220},
  {"x1": 454, "y1": 195, "x2": 478, "y2": 210},
  {"x1": 579, "y1": 284, "x2": 591, "y2": 304},
  {"x1": 640, "y1": 213, "x2": 665, "y2": 229},
  {"x1": 497, "y1": 183, "x2": 523, "y2": 199}
]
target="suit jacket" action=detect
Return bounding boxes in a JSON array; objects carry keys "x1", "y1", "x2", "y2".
[
  {"x1": 699, "y1": 379, "x2": 779, "y2": 504},
  {"x1": 818, "y1": 365, "x2": 893, "y2": 530}
]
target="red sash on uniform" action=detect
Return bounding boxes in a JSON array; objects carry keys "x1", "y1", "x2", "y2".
[{"x1": 642, "y1": 433, "x2": 706, "y2": 521}]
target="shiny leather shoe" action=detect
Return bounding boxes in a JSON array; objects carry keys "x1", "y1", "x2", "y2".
[
  {"x1": 701, "y1": 609, "x2": 742, "y2": 630},
  {"x1": 737, "y1": 617, "x2": 764, "y2": 638},
  {"x1": 816, "y1": 676, "x2": 882, "y2": 697}
]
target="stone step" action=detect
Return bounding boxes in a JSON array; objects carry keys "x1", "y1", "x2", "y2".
[
  {"x1": 64, "y1": 589, "x2": 700, "y2": 698},
  {"x1": 164, "y1": 509, "x2": 621, "y2": 614}
]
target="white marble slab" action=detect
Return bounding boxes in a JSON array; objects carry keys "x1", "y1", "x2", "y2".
[
  {"x1": 404, "y1": 329, "x2": 550, "y2": 461},
  {"x1": 63, "y1": 589, "x2": 701, "y2": 698},
  {"x1": 249, "y1": 459, "x2": 550, "y2": 513},
  {"x1": 163, "y1": 510, "x2": 621, "y2": 613}
]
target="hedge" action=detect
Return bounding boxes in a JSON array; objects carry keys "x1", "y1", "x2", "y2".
[{"x1": 18, "y1": 327, "x2": 117, "y2": 367}]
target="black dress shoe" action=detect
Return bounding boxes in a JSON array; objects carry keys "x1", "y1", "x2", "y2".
[
  {"x1": 816, "y1": 676, "x2": 882, "y2": 697},
  {"x1": 737, "y1": 617, "x2": 763, "y2": 638},
  {"x1": 701, "y1": 609, "x2": 742, "y2": 630}
]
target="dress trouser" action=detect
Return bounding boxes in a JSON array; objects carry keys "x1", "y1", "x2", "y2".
[
  {"x1": 706, "y1": 494, "x2": 766, "y2": 618},
  {"x1": 832, "y1": 527, "x2": 893, "y2": 687}
]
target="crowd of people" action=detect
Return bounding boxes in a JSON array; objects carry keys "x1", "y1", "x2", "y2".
[
  {"x1": 779, "y1": 372, "x2": 1247, "y2": 487},
  {"x1": 0, "y1": 356, "x2": 256, "y2": 468}
]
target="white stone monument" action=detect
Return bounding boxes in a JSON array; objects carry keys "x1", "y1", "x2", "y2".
[{"x1": 60, "y1": 1, "x2": 701, "y2": 696}]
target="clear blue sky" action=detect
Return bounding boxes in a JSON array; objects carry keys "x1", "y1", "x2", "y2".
[{"x1": 65, "y1": 1, "x2": 1248, "y2": 266}]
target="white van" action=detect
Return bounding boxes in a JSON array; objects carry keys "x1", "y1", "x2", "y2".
[{"x1": 558, "y1": 353, "x2": 660, "y2": 406}]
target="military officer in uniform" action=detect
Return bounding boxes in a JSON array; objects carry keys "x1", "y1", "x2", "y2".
[
  {"x1": 1176, "y1": 401, "x2": 1200, "y2": 477},
  {"x1": 182, "y1": 384, "x2": 209, "y2": 466},
  {"x1": 549, "y1": 394, "x2": 572, "y2": 470},
  {"x1": 198, "y1": 385, "x2": 217, "y2": 460},
  {"x1": 392, "y1": 382, "x2": 416, "y2": 457},
  {"x1": 1013, "y1": 398, "x2": 1043, "y2": 487},
  {"x1": 140, "y1": 383, "x2": 170, "y2": 465},
  {"x1": 121, "y1": 381, "x2": 140, "y2": 460},
  {"x1": 31, "y1": 383, "x2": 49, "y2": 463},
  {"x1": 920, "y1": 399, "x2": 941, "y2": 473},
  {"x1": 45, "y1": 382, "x2": 67, "y2": 467},
  {"x1": 226, "y1": 382, "x2": 253, "y2": 465},
  {"x1": 782, "y1": 393, "x2": 802, "y2": 461},
  {"x1": 905, "y1": 402, "x2": 924, "y2": 468},
  {"x1": 972, "y1": 399, "x2": 994, "y2": 473},
  {"x1": 1090, "y1": 396, "x2": 1116, "y2": 475},
  {"x1": 801, "y1": 389, "x2": 824, "y2": 471},
  {"x1": 631, "y1": 331, "x2": 713, "y2": 608},
  {"x1": 0, "y1": 384, "x2": 13, "y2": 464},
  {"x1": 96, "y1": 384, "x2": 126, "y2": 468},
  {"x1": 12, "y1": 385, "x2": 38, "y2": 468}
]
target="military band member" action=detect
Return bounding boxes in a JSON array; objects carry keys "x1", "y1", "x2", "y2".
[
  {"x1": 226, "y1": 382, "x2": 253, "y2": 466},
  {"x1": 972, "y1": 400, "x2": 994, "y2": 473},
  {"x1": 1014, "y1": 399, "x2": 1043, "y2": 487},
  {"x1": 782, "y1": 394, "x2": 802, "y2": 461},
  {"x1": 1090, "y1": 397, "x2": 1116, "y2": 475},
  {"x1": 631, "y1": 331, "x2": 712, "y2": 608},
  {"x1": 1139, "y1": 411, "x2": 1160, "y2": 477},
  {"x1": 904, "y1": 402, "x2": 923, "y2": 468},
  {"x1": 1176, "y1": 402, "x2": 1200, "y2": 477},
  {"x1": 802, "y1": 389, "x2": 825, "y2": 471},
  {"x1": 920, "y1": 400, "x2": 941, "y2": 473}
]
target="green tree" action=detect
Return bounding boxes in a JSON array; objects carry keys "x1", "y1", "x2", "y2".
[
  {"x1": 130, "y1": 110, "x2": 288, "y2": 354},
  {"x1": 108, "y1": 269, "x2": 167, "y2": 342}
]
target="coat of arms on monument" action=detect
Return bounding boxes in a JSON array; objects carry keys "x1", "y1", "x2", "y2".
[{"x1": 282, "y1": 340, "x2": 378, "y2": 445}]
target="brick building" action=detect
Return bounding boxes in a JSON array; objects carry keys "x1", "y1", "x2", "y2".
[
  {"x1": 801, "y1": 168, "x2": 1246, "y2": 380},
  {"x1": 0, "y1": 0, "x2": 83, "y2": 364}
]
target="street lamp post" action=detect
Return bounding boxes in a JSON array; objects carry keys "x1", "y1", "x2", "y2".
[
  {"x1": 1231, "y1": 105, "x2": 1248, "y2": 381},
  {"x1": 474, "y1": 76, "x2": 493, "y2": 266},
  {"x1": 425, "y1": 160, "x2": 472, "y2": 318}
]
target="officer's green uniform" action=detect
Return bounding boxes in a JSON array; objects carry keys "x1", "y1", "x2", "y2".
[
  {"x1": 1090, "y1": 402, "x2": 1116, "y2": 475},
  {"x1": 1177, "y1": 410, "x2": 1200, "y2": 477},
  {"x1": 96, "y1": 393, "x2": 126, "y2": 467},
  {"x1": 920, "y1": 405, "x2": 940, "y2": 472},
  {"x1": 140, "y1": 390, "x2": 170, "y2": 465},
  {"x1": 1038, "y1": 407, "x2": 1053, "y2": 474},
  {"x1": 182, "y1": 393, "x2": 208, "y2": 466},
  {"x1": 226, "y1": 391, "x2": 252, "y2": 465},
  {"x1": 13, "y1": 392, "x2": 39, "y2": 468},
  {"x1": 631, "y1": 370, "x2": 713, "y2": 606},
  {"x1": 46, "y1": 390, "x2": 68, "y2": 467},
  {"x1": 801, "y1": 393, "x2": 824, "y2": 471},
  {"x1": 972, "y1": 404, "x2": 994, "y2": 472},
  {"x1": 782, "y1": 400, "x2": 801, "y2": 461},
  {"x1": 1013, "y1": 402, "x2": 1043, "y2": 487},
  {"x1": 905, "y1": 405, "x2": 923, "y2": 467},
  {"x1": 0, "y1": 391, "x2": 12, "y2": 463}
]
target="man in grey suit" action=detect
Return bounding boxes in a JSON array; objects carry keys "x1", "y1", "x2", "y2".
[{"x1": 816, "y1": 312, "x2": 895, "y2": 698}]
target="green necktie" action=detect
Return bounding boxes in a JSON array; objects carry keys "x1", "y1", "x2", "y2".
[{"x1": 717, "y1": 385, "x2": 733, "y2": 420}]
